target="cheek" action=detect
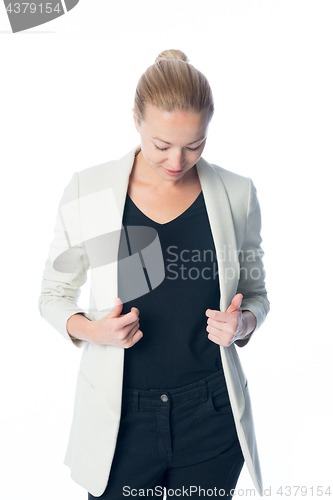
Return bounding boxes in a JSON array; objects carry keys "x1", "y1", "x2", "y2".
[
  {"x1": 143, "y1": 147, "x2": 164, "y2": 167},
  {"x1": 149, "y1": 147, "x2": 166, "y2": 164},
  {"x1": 185, "y1": 150, "x2": 203, "y2": 165},
  {"x1": 141, "y1": 143, "x2": 155, "y2": 160}
]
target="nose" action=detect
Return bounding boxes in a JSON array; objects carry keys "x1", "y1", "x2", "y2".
[{"x1": 170, "y1": 150, "x2": 185, "y2": 171}]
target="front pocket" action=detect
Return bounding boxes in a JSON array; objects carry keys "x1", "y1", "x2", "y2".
[
  {"x1": 209, "y1": 386, "x2": 233, "y2": 415},
  {"x1": 79, "y1": 369, "x2": 95, "y2": 389}
]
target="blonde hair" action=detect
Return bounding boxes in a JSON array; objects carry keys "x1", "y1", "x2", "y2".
[{"x1": 134, "y1": 49, "x2": 214, "y2": 122}]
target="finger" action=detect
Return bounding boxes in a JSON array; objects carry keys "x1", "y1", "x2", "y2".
[
  {"x1": 207, "y1": 331, "x2": 232, "y2": 347},
  {"x1": 116, "y1": 308, "x2": 139, "y2": 324},
  {"x1": 107, "y1": 297, "x2": 123, "y2": 318},
  {"x1": 207, "y1": 321, "x2": 236, "y2": 338},
  {"x1": 207, "y1": 317, "x2": 237, "y2": 335},
  {"x1": 124, "y1": 327, "x2": 143, "y2": 349},
  {"x1": 205, "y1": 308, "x2": 224, "y2": 320},
  {"x1": 115, "y1": 308, "x2": 140, "y2": 330},
  {"x1": 226, "y1": 293, "x2": 243, "y2": 314},
  {"x1": 116, "y1": 314, "x2": 140, "y2": 334},
  {"x1": 206, "y1": 309, "x2": 236, "y2": 323}
]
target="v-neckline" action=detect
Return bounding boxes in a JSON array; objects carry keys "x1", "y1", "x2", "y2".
[{"x1": 127, "y1": 191, "x2": 203, "y2": 226}]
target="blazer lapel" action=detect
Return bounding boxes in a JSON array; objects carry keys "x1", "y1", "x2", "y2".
[
  {"x1": 196, "y1": 157, "x2": 247, "y2": 437},
  {"x1": 106, "y1": 146, "x2": 140, "y2": 215},
  {"x1": 196, "y1": 157, "x2": 240, "y2": 313}
]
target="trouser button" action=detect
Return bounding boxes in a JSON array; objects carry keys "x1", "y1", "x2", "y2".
[{"x1": 160, "y1": 394, "x2": 169, "y2": 402}]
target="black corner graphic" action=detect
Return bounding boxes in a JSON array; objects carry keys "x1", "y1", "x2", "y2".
[{"x1": 3, "y1": 0, "x2": 80, "y2": 33}]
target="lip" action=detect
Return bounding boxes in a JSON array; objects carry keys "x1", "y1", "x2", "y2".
[{"x1": 163, "y1": 167, "x2": 184, "y2": 176}]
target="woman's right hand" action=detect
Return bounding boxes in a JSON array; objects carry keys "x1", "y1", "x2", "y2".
[
  {"x1": 91, "y1": 297, "x2": 143, "y2": 348},
  {"x1": 67, "y1": 297, "x2": 143, "y2": 348}
]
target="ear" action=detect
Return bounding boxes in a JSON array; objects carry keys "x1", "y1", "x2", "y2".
[{"x1": 132, "y1": 108, "x2": 140, "y2": 133}]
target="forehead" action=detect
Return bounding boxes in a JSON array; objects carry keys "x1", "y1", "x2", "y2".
[{"x1": 142, "y1": 105, "x2": 210, "y2": 139}]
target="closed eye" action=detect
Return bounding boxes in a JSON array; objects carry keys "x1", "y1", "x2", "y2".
[{"x1": 154, "y1": 144, "x2": 202, "y2": 152}]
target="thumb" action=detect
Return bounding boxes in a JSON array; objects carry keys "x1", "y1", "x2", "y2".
[
  {"x1": 226, "y1": 293, "x2": 243, "y2": 314},
  {"x1": 107, "y1": 297, "x2": 123, "y2": 318}
]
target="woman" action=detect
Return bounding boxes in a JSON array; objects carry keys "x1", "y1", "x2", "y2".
[{"x1": 39, "y1": 50, "x2": 269, "y2": 498}]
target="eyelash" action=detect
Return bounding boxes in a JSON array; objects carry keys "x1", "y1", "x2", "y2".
[{"x1": 154, "y1": 145, "x2": 202, "y2": 152}]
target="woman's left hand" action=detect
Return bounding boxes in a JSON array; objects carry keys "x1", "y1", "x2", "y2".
[{"x1": 205, "y1": 294, "x2": 255, "y2": 347}]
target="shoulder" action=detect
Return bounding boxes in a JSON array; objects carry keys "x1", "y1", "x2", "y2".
[
  {"x1": 199, "y1": 158, "x2": 254, "y2": 214},
  {"x1": 58, "y1": 160, "x2": 119, "y2": 208},
  {"x1": 75, "y1": 159, "x2": 118, "y2": 196},
  {"x1": 208, "y1": 161, "x2": 251, "y2": 194},
  {"x1": 73, "y1": 146, "x2": 138, "y2": 198},
  {"x1": 198, "y1": 156, "x2": 251, "y2": 191}
]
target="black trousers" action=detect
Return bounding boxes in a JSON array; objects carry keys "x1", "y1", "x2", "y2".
[{"x1": 88, "y1": 370, "x2": 244, "y2": 499}]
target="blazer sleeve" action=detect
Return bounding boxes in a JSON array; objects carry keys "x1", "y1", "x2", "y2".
[
  {"x1": 237, "y1": 178, "x2": 270, "y2": 339},
  {"x1": 38, "y1": 172, "x2": 93, "y2": 348}
]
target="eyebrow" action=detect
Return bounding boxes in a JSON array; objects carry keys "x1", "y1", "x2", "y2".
[{"x1": 152, "y1": 137, "x2": 206, "y2": 146}]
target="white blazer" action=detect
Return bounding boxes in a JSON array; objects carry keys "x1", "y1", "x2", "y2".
[{"x1": 39, "y1": 146, "x2": 269, "y2": 497}]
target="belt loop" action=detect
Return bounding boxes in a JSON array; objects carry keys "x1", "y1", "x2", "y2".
[
  {"x1": 133, "y1": 390, "x2": 139, "y2": 412},
  {"x1": 201, "y1": 381, "x2": 208, "y2": 402}
]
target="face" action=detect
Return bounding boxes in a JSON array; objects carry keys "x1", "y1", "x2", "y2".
[{"x1": 133, "y1": 105, "x2": 211, "y2": 182}]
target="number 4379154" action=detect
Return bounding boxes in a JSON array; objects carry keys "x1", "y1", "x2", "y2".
[{"x1": 6, "y1": 3, "x2": 62, "y2": 14}]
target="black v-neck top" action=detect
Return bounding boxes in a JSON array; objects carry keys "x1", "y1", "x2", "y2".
[{"x1": 117, "y1": 190, "x2": 223, "y2": 390}]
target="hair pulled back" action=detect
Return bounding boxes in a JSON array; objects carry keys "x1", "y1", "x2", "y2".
[{"x1": 134, "y1": 49, "x2": 214, "y2": 123}]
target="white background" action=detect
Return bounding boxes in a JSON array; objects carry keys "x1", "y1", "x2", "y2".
[{"x1": 1, "y1": 1, "x2": 332, "y2": 499}]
